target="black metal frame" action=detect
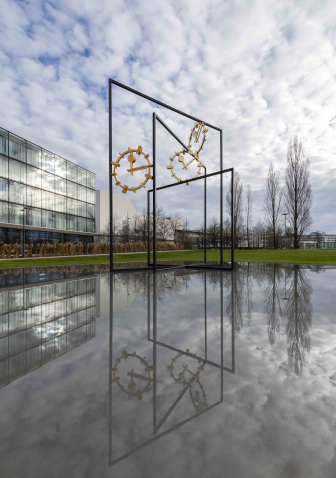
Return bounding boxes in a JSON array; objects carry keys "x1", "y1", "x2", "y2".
[{"x1": 109, "y1": 79, "x2": 235, "y2": 273}]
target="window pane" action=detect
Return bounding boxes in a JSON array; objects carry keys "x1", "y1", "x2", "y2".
[
  {"x1": 55, "y1": 176, "x2": 66, "y2": 196},
  {"x1": 77, "y1": 217, "x2": 86, "y2": 232},
  {"x1": 27, "y1": 166, "x2": 41, "y2": 188},
  {"x1": 77, "y1": 166, "x2": 87, "y2": 186},
  {"x1": 42, "y1": 211, "x2": 55, "y2": 229},
  {"x1": 8, "y1": 205, "x2": 23, "y2": 225},
  {"x1": 9, "y1": 182, "x2": 25, "y2": 204},
  {"x1": 27, "y1": 142, "x2": 41, "y2": 169},
  {"x1": 9, "y1": 160, "x2": 26, "y2": 184},
  {"x1": 67, "y1": 162, "x2": 76, "y2": 182},
  {"x1": 55, "y1": 213, "x2": 66, "y2": 230},
  {"x1": 86, "y1": 219, "x2": 94, "y2": 233},
  {"x1": 0, "y1": 155, "x2": 8, "y2": 179},
  {"x1": 67, "y1": 199, "x2": 78, "y2": 216},
  {"x1": 42, "y1": 171, "x2": 54, "y2": 192},
  {"x1": 67, "y1": 216, "x2": 77, "y2": 231},
  {"x1": 0, "y1": 179, "x2": 8, "y2": 201},
  {"x1": 87, "y1": 172, "x2": 95, "y2": 190},
  {"x1": 67, "y1": 181, "x2": 77, "y2": 199},
  {"x1": 26, "y1": 187, "x2": 41, "y2": 208},
  {"x1": 42, "y1": 191, "x2": 54, "y2": 211},
  {"x1": 42, "y1": 150, "x2": 54, "y2": 173},
  {"x1": 78, "y1": 185, "x2": 86, "y2": 202},
  {"x1": 0, "y1": 203, "x2": 8, "y2": 223},
  {"x1": 0, "y1": 128, "x2": 8, "y2": 156},
  {"x1": 87, "y1": 189, "x2": 95, "y2": 204},
  {"x1": 87, "y1": 204, "x2": 94, "y2": 219},
  {"x1": 26, "y1": 209, "x2": 41, "y2": 228},
  {"x1": 9, "y1": 134, "x2": 26, "y2": 162},
  {"x1": 78, "y1": 201, "x2": 86, "y2": 218},
  {"x1": 54, "y1": 155, "x2": 66, "y2": 178},
  {"x1": 54, "y1": 194, "x2": 66, "y2": 213}
]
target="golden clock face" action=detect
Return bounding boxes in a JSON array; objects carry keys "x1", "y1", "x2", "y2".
[
  {"x1": 188, "y1": 121, "x2": 208, "y2": 156},
  {"x1": 111, "y1": 350, "x2": 153, "y2": 401},
  {"x1": 111, "y1": 145, "x2": 152, "y2": 194},
  {"x1": 167, "y1": 149, "x2": 205, "y2": 186}
]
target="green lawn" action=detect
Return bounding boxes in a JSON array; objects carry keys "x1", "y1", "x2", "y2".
[{"x1": 1, "y1": 249, "x2": 336, "y2": 268}]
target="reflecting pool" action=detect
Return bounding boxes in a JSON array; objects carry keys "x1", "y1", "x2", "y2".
[{"x1": 0, "y1": 263, "x2": 335, "y2": 477}]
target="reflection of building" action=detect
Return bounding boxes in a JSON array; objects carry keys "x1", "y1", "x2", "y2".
[
  {"x1": 0, "y1": 276, "x2": 96, "y2": 388},
  {"x1": 95, "y1": 274, "x2": 139, "y2": 318},
  {"x1": 0, "y1": 126, "x2": 97, "y2": 246}
]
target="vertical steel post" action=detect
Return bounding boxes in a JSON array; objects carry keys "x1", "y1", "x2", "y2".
[
  {"x1": 153, "y1": 272, "x2": 157, "y2": 433},
  {"x1": 147, "y1": 190, "x2": 151, "y2": 267},
  {"x1": 204, "y1": 167, "x2": 207, "y2": 264},
  {"x1": 109, "y1": 79, "x2": 113, "y2": 271},
  {"x1": 220, "y1": 129, "x2": 223, "y2": 265},
  {"x1": 152, "y1": 113, "x2": 157, "y2": 273},
  {"x1": 220, "y1": 270, "x2": 224, "y2": 401},
  {"x1": 231, "y1": 169, "x2": 235, "y2": 268},
  {"x1": 22, "y1": 208, "x2": 25, "y2": 258},
  {"x1": 204, "y1": 270, "x2": 207, "y2": 362}
]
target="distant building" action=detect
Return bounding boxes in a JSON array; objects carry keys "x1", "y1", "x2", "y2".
[
  {"x1": 96, "y1": 190, "x2": 183, "y2": 242},
  {"x1": 300, "y1": 232, "x2": 336, "y2": 249}
]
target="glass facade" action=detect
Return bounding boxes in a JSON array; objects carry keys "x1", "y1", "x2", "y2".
[
  {"x1": 0, "y1": 127, "x2": 96, "y2": 238},
  {"x1": 0, "y1": 277, "x2": 96, "y2": 387}
]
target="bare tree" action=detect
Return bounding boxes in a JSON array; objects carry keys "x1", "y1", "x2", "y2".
[
  {"x1": 245, "y1": 185, "x2": 253, "y2": 248},
  {"x1": 226, "y1": 173, "x2": 243, "y2": 248},
  {"x1": 156, "y1": 207, "x2": 172, "y2": 242},
  {"x1": 101, "y1": 213, "x2": 120, "y2": 243},
  {"x1": 264, "y1": 162, "x2": 283, "y2": 249},
  {"x1": 253, "y1": 219, "x2": 265, "y2": 248},
  {"x1": 169, "y1": 214, "x2": 183, "y2": 244},
  {"x1": 284, "y1": 137, "x2": 312, "y2": 249},
  {"x1": 207, "y1": 217, "x2": 220, "y2": 248}
]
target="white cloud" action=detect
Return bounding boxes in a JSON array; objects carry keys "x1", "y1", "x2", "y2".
[{"x1": 0, "y1": 0, "x2": 335, "y2": 229}]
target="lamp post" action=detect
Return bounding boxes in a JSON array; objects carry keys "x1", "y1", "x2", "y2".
[
  {"x1": 21, "y1": 207, "x2": 29, "y2": 258},
  {"x1": 282, "y1": 213, "x2": 288, "y2": 250},
  {"x1": 127, "y1": 213, "x2": 130, "y2": 252}
]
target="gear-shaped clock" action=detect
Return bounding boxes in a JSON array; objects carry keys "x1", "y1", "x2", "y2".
[
  {"x1": 167, "y1": 149, "x2": 204, "y2": 186},
  {"x1": 111, "y1": 146, "x2": 153, "y2": 194},
  {"x1": 111, "y1": 350, "x2": 153, "y2": 401},
  {"x1": 188, "y1": 121, "x2": 208, "y2": 156}
]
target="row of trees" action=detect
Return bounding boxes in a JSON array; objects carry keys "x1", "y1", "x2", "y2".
[
  {"x1": 105, "y1": 206, "x2": 183, "y2": 244},
  {"x1": 228, "y1": 136, "x2": 312, "y2": 249}
]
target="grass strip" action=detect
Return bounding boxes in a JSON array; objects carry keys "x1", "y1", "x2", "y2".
[{"x1": 1, "y1": 249, "x2": 336, "y2": 268}]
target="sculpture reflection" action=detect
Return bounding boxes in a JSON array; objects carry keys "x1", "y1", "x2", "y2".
[{"x1": 109, "y1": 269, "x2": 235, "y2": 466}]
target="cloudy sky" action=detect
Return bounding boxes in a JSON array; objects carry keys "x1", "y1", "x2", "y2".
[{"x1": 1, "y1": 0, "x2": 336, "y2": 231}]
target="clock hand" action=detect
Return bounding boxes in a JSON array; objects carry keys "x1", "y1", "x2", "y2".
[
  {"x1": 182, "y1": 157, "x2": 197, "y2": 170},
  {"x1": 127, "y1": 150, "x2": 136, "y2": 176},
  {"x1": 178, "y1": 154, "x2": 187, "y2": 170},
  {"x1": 127, "y1": 164, "x2": 153, "y2": 172}
]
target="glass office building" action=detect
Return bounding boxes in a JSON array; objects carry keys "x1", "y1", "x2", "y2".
[
  {"x1": 0, "y1": 276, "x2": 96, "y2": 387},
  {"x1": 0, "y1": 127, "x2": 97, "y2": 245}
]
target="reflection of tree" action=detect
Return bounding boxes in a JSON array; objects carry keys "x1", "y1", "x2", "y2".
[
  {"x1": 284, "y1": 267, "x2": 312, "y2": 375},
  {"x1": 264, "y1": 264, "x2": 283, "y2": 345},
  {"x1": 226, "y1": 269, "x2": 244, "y2": 337}
]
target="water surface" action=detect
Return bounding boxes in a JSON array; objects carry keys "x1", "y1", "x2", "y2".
[{"x1": 0, "y1": 263, "x2": 335, "y2": 477}]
